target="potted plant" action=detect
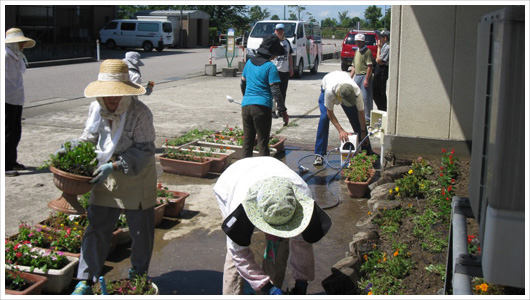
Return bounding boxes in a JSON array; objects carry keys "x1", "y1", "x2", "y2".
[
  {"x1": 5, "y1": 268, "x2": 48, "y2": 295},
  {"x1": 41, "y1": 141, "x2": 98, "y2": 215},
  {"x1": 343, "y1": 150, "x2": 378, "y2": 198},
  {"x1": 158, "y1": 148, "x2": 212, "y2": 177},
  {"x1": 92, "y1": 274, "x2": 159, "y2": 295},
  {"x1": 268, "y1": 135, "x2": 287, "y2": 153},
  {"x1": 5, "y1": 240, "x2": 79, "y2": 294},
  {"x1": 163, "y1": 129, "x2": 215, "y2": 149},
  {"x1": 154, "y1": 198, "x2": 169, "y2": 227},
  {"x1": 157, "y1": 182, "x2": 190, "y2": 217},
  {"x1": 10, "y1": 222, "x2": 83, "y2": 257}
]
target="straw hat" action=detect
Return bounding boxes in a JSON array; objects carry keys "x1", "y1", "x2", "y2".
[
  {"x1": 84, "y1": 59, "x2": 146, "y2": 97},
  {"x1": 5, "y1": 28, "x2": 35, "y2": 48},
  {"x1": 222, "y1": 177, "x2": 331, "y2": 246}
]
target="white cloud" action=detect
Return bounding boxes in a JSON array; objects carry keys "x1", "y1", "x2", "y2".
[{"x1": 318, "y1": 11, "x2": 331, "y2": 18}]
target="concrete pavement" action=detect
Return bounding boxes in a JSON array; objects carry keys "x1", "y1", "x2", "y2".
[{"x1": 4, "y1": 60, "x2": 380, "y2": 295}]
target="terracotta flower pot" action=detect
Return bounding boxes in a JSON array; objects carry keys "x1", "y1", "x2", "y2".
[
  {"x1": 154, "y1": 200, "x2": 169, "y2": 227},
  {"x1": 160, "y1": 191, "x2": 190, "y2": 217},
  {"x1": 5, "y1": 270, "x2": 48, "y2": 295},
  {"x1": 269, "y1": 136, "x2": 287, "y2": 153},
  {"x1": 344, "y1": 169, "x2": 376, "y2": 198},
  {"x1": 158, "y1": 155, "x2": 212, "y2": 177},
  {"x1": 48, "y1": 166, "x2": 93, "y2": 215}
]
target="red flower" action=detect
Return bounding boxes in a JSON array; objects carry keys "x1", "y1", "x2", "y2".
[
  {"x1": 467, "y1": 235, "x2": 475, "y2": 243},
  {"x1": 442, "y1": 189, "x2": 445, "y2": 195},
  {"x1": 446, "y1": 197, "x2": 450, "y2": 201},
  {"x1": 16, "y1": 252, "x2": 22, "y2": 258},
  {"x1": 451, "y1": 179, "x2": 456, "y2": 184},
  {"x1": 451, "y1": 149, "x2": 455, "y2": 154},
  {"x1": 442, "y1": 148, "x2": 447, "y2": 153},
  {"x1": 440, "y1": 173, "x2": 444, "y2": 177},
  {"x1": 230, "y1": 128, "x2": 233, "y2": 131},
  {"x1": 447, "y1": 185, "x2": 452, "y2": 192},
  {"x1": 440, "y1": 167, "x2": 444, "y2": 170}
]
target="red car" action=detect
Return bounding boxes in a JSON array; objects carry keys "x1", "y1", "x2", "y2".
[{"x1": 340, "y1": 30, "x2": 378, "y2": 71}]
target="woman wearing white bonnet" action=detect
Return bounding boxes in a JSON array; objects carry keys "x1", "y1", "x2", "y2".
[
  {"x1": 5, "y1": 28, "x2": 36, "y2": 177},
  {"x1": 123, "y1": 51, "x2": 144, "y2": 84},
  {"x1": 65, "y1": 59, "x2": 157, "y2": 295}
]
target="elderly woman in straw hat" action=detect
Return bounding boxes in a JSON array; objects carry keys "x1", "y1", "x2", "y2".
[
  {"x1": 66, "y1": 59, "x2": 156, "y2": 295},
  {"x1": 214, "y1": 156, "x2": 332, "y2": 295},
  {"x1": 5, "y1": 28, "x2": 36, "y2": 177}
]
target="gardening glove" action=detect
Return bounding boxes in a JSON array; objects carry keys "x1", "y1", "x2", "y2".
[
  {"x1": 261, "y1": 282, "x2": 283, "y2": 295},
  {"x1": 54, "y1": 147, "x2": 66, "y2": 156},
  {"x1": 90, "y1": 162, "x2": 113, "y2": 185},
  {"x1": 279, "y1": 111, "x2": 289, "y2": 126}
]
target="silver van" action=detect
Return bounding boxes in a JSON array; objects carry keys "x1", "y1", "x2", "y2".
[
  {"x1": 246, "y1": 20, "x2": 322, "y2": 78},
  {"x1": 99, "y1": 19, "x2": 174, "y2": 52}
]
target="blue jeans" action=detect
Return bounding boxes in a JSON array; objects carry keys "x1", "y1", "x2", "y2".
[
  {"x1": 353, "y1": 74, "x2": 373, "y2": 122},
  {"x1": 314, "y1": 89, "x2": 372, "y2": 156}
]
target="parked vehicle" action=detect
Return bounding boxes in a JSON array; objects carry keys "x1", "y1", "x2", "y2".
[
  {"x1": 99, "y1": 19, "x2": 173, "y2": 52},
  {"x1": 340, "y1": 30, "x2": 378, "y2": 71},
  {"x1": 246, "y1": 20, "x2": 322, "y2": 78}
]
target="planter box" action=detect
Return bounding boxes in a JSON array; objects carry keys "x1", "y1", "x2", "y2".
[
  {"x1": 5, "y1": 270, "x2": 48, "y2": 295},
  {"x1": 158, "y1": 155, "x2": 212, "y2": 177},
  {"x1": 197, "y1": 140, "x2": 277, "y2": 159},
  {"x1": 154, "y1": 200, "x2": 169, "y2": 227},
  {"x1": 344, "y1": 169, "x2": 376, "y2": 198},
  {"x1": 160, "y1": 190, "x2": 190, "y2": 217},
  {"x1": 7, "y1": 255, "x2": 79, "y2": 294}
]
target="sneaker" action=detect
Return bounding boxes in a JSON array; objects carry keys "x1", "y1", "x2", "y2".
[
  {"x1": 71, "y1": 281, "x2": 93, "y2": 295},
  {"x1": 313, "y1": 156, "x2": 324, "y2": 166},
  {"x1": 12, "y1": 162, "x2": 26, "y2": 170},
  {"x1": 5, "y1": 170, "x2": 19, "y2": 177},
  {"x1": 128, "y1": 267, "x2": 138, "y2": 279},
  {"x1": 272, "y1": 112, "x2": 278, "y2": 119}
]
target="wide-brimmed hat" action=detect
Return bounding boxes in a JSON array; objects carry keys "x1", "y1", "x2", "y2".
[
  {"x1": 124, "y1": 51, "x2": 144, "y2": 67},
  {"x1": 222, "y1": 176, "x2": 332, "y2": 246},
  {"x1": 257, "y1": 34, "x2": 285, "y2": 57},
  {"x1": 355, "y1": 33, "x2": 365, "y2": 41},
  {"x1": 336, "y1": 83, "x2": 356, "y2": 107},
  {"x1": 84, "y1": 59, "x2": 146, "y2": 98},
  {"x1": 5, "y1": 28, "x2": 35, "y2": 49}
]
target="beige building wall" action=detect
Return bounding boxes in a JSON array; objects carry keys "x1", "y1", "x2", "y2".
[{"x1": 385, "y1": 5, "x2": 510, "y2": 159}]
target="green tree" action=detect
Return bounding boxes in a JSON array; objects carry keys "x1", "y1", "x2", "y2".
[
  {"x1": 248, "y1": 5, "x2": 270, "y2": 24},
  {"x1": 381, "y1": 7, "x2": 391, "y2": 30},
  {"x1": 350, "y1": 17, "x2": 362, "y2": 29},
  {"x1": 271, "y1": 14, "x2": 280, "y2": 20},
  {"x1": 288, "y1": 5, "x2": 311, "y2": 21},
  {"x1": 364, "y1": 5, "x2": 383, "y2": 29},
  {"x1": 322, "y1": 17, "x2": 338, "y2": 28},
  {"x1": 338, "y1": 10, "x2": 349, "y2": 26},
  {"x1": 288, "y1": 13, "x2": 297, "y2": 21}
]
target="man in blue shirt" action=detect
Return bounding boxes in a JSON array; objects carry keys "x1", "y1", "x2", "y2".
[{"x1": 241, "y1": 34, "x2": 289, "y2": 157}]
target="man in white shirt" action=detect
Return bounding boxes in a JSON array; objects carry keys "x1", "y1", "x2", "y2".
[
  {"x1": 313, "y1": 71, "x2": 373, "y2": 166},
  {"x1": 271, "y1": 23, "x2": 294, "y2": 119},
  {"x1": 214, "y1": 156, "x2": 331, "y2": 295}
]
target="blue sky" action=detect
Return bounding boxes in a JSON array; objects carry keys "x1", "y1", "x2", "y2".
[{"x1": 256, "y1": 4, "x2": 390, "y2": 22}]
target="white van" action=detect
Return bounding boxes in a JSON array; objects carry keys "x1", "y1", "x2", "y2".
[
  {"x1": 246, "y1": 20, "x2": 322, "y2": 78},
  {"x1": 99, "y1": 19, "x2": 173, "y2": 52}
]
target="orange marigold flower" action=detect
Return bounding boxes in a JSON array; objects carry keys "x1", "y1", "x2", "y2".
[
  {"x1": 363, "y1": 254, "x2": 368, "y2": 261},
  {"x1": 393, "y1": 249, "x2": 399, "y2": 257},
  {"x1": 368, "y1": 291, "x2": 373, "y2": 295}
]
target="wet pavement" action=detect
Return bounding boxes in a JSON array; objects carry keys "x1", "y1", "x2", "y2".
[{"x1": 5, "y1": 61, "x2": 380, "y2": 295}]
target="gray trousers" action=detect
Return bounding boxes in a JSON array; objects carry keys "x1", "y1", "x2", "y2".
[
  {"x1": 354, "y1": 74, "x2": 373, "y2": 122},
  {"x1": 76, "y1": 204, "x2": 154, "y2": 282}
]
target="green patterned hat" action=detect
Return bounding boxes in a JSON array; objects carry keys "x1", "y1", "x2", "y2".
[{"x1": 242, "y1": 176, "x2": 314, "y2": 238}]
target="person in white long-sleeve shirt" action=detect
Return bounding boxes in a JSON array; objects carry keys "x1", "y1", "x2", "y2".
[
  {"x1": 5, "y1": 28, "x2": 35, "y2": 177},
  {"x1": 214, "y1": 156, "x2": 331, "y2": 295}
]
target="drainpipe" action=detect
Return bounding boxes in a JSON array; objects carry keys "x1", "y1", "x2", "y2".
[{"x1": 451, "y1": 197, "x2": 473, "y2": 295}]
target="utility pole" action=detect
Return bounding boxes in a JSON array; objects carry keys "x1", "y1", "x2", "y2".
[{"x1": 283, "y1": 5, "x2": 285, "y2": 19}]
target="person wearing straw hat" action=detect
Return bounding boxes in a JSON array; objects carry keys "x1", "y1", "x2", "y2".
[
  {"x1": 5, "y1": 28, "x2": 36, "y2": 177},
  {"x1": 313, "y1": 70, "x2": 373, "y2": 166},
  {"x1": 214, "y1": 156, "x2": 332, "y2": 295},
  {"x1": 65, "y1": 59, "x2": 156, "y2": 295},
  {"x1": 240, "y1": 34, "x2": 289, "y2": 158}
]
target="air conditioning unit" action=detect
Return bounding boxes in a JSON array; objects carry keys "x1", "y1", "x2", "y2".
[{"x1": 462, "y1": 6, "x2": 525, "y2": 290}]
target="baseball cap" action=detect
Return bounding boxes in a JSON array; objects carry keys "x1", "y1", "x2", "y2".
[
  {"x1": 377, "y1": 30, "x2": 390, "y2": 38},
  {"x1": 354, "y1": 33, "x2": 365, "y2": 41},
  {"x1": 275, "y1": 23, "x2": 285, "y2": 30}
]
